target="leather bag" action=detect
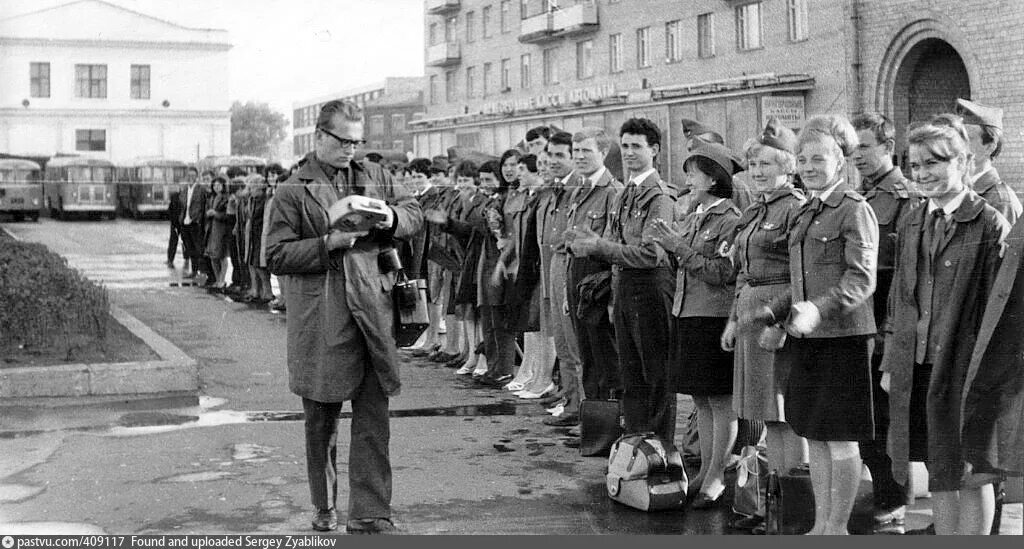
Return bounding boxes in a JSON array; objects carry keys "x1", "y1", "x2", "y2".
[
  {"x1": 606, "y1": 432, "x2": 688, "y2": 512},
  {"x1": 777, "y1": 469, "x2": 814, "y2": 534},
  {"x1": 579, "y1": 398, "x2": 622, "y2": 457},
  {"x1": 392, "y1": 271, "x2": 429, "y2": 348}
]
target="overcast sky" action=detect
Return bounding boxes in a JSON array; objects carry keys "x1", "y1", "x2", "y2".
[{"x1": 4, "y1": 0, "x2": 425, "y2": 131}]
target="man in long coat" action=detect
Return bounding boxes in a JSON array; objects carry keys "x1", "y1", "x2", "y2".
[{"x1": 266, "y1": 99, "x2": 422, "y2": 534}]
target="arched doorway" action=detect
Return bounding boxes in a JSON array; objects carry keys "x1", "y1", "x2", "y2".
[{"x1": 891, "y1": 38, "x2": 971, "y2": 171}]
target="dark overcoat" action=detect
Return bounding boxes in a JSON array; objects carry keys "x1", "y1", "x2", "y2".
[
  {"x1": 266, "y1": 154, "x2": 422, "y2": 402},
  {"x1": 880, "y1": 191, "x2": 1008, "y2": 485},
  {"x1": 961, "y1": 217, "x2": 1024, "y2": 476}
]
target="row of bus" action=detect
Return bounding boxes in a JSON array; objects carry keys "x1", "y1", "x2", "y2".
[{"x1": 0, "y1": 155, "x2": 267, "y2": 221}]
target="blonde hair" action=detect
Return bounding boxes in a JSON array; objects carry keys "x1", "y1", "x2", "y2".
[
  {"x1": 906, "y1": 119, "x2": 972, "y2": 185},
  {"x1": 797, "y1": 114, "x2": 859, "y2": 158},
  {"x1": 742, "y1": 139, "x2": 797, "y2": 174}
]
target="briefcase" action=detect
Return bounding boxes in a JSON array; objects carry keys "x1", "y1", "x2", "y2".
[
  {"x1": 580, "y1": 398, "x2": 623, "y2": 457},
  {"x1": 777, "y1": 469, "x2": 814, "y2": 534},
  {"x1": 392, "y1": 271, "x2": 429, "y2": 348}
]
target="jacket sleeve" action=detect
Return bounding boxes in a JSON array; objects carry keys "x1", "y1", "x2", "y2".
[
  {"x1": 674, "y1": 211, "x2": 740, "y2": 287},
  {"x1": 810, "y1": 200, "x2": 879, "y2": 319},
  {"x1": 265, "y1": 186, "x2": 330, "y2": 276},
  {"x1": 591, "y1": 192, "x2": 674, "y2": 269},
  {"x1": 374, "y1": 167, "x2": 422, "y2": 241}
]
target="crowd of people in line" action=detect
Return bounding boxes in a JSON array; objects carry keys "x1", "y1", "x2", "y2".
[
  {"x1": 382, "y1": 100, "x2": 1022, "y2": 536},
  {"x1": 166, "y1": 96, "x2": 1023, "y2": 535}
]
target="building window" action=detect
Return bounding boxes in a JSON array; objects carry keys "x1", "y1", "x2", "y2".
[
  {"x1": 609, "y1": 33, "x2": 623, "y2": 73},
  {"x1": 430, "y1": 72, "x2": 439, "y2": 103},
  {"x1": 370, "y1": 115, "x2": 385, "y2": 135},
  {"x1": 542, "y1": 47, "x2": 559, "y2": 85},
  {"x1": 30, "y1": 62, "x2": 50, "y2": 98},
  {"x1": 75, "y1": 64, "x2": 107, "y2": 98},
  {"x1": 429, "y1": 23, "x2": 439, "y2": 46},
  {"x1": 501, "y1": 0, "x2": 511, "y2": 32},
  {"x1": 483, "y1": 6, "x2": 492, "y2": 38},
  {"x1": 501, "y1": 58, "x2": 511, "y2": 90},
  {"x1": 445, "y1": 70, "x2": 457, "y2": 102},
  {"x1": 393, "y1": 140, "x2": 405, "y2": 151},
  {"x1": 466, "y1": 11, "x2": 475, "y2": 42},
  {"x1": 665, "y1": 20, "x2": 682, "y2": 63},
  {"x1": 466, "y1": 65, "x2": 477, "y2": 99},
  {"x1": 698, "y1": 13, "x2": 715, "y2": 58},
  {"x1": 483, "y1": 62, "x2": 493, "y2": 96},
  {"x1": 576, "y1": 40, "x2": 594, "y2": 79},
  {"x1": 736, "y1": 2, "x2": 763, "y2": 51},
  {"x1": 75, "y1": 129, "x2": 106, "y2": 151},
  {"x1": 636, "y1": 27, "x2": 651, "y2": 68},
  {"x1": 788, "y1": 0, "x2": 808, "y2": 42},
  {"x1": 391, "y1": 113, "x2": 406, "y2": 131},
  {"x1": 519, "y1": 0, "x2": 528, "y2": 19},
  {"x1": 130, "y1": 64, "x2": 150, "y2": 99},
  {"x1": 520, "y1": 53, "x2": 531, "y2": 89},
  {"x1": 445, "y1": 16, "x2": 456, "y2": 42}
]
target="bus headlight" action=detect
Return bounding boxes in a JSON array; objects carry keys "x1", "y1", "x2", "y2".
[{"x1": 33, "y1": 198, "x2": 39, "y2": 206}]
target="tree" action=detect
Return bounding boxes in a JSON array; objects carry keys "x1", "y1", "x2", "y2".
[{"x1": 230, "y1": 101, "x2": 288, "y2": 158}]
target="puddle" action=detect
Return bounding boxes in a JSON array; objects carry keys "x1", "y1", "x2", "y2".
[{"x1": 160, "y1": 471, "x2": 236, "y2": 483}]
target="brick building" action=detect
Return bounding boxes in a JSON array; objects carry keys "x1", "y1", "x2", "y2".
[
  {"x1": 292, "y1": 77, "x2": 425, "y2": 158},
  {"x1": 412, "y1": 0, "x2": 1024, "y2": 187}
]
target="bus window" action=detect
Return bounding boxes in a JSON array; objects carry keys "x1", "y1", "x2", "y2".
[
  {"x1": 70, "y1": 167, "x2": 90, "y2": 182},
  {"x1": 94, "y1": 167, "x2": 113, "y2": 182}
]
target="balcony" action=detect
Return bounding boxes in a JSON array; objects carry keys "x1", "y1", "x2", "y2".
[
  {"x1": 518, "y1": 12, "x2": 555, "y2": 43},
  {"x1": 552, "y1": 3, "x2": 599, "y2": 37},
  {"x1": 426, "y1": 42, "x2": 461, "y2": 67},
  {"x1": 426, "y1": 0, "x2": 460, "y2": 15}
]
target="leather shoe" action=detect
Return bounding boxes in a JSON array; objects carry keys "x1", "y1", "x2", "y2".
[
  {"x1": 730, "y1": 515, "x2": 764, "y2": 530},
  {"x1": 873, "y1": 505, "x2": 906, "y2": 525},
  {"x1": 477, "y1": 374, "x2": 513, "y2": 388},
  {"x1": 874, "y1": 520, "x2": 906, "y2": 535},
  {"x1": 345, "y1": 518, "x2": 399, "y2": 535},
  {"x1": 539, "y1": 392, "x2": 566, "y2": 407},
  {"x1": 311, "y1": 508, "x2": 337, "y2": 532},
  {"x1": 690, "y1": 491, "x2": 723, "y2": 510},
  {"x1": 444, "y1": 354, "x2": 469, "y2": 368},
  {"x1": 543, "y1": 413, "x2": 579, "y2": 427},
  {"x1": 903, "y1": 523, "x2": 935, "y2": 535}
]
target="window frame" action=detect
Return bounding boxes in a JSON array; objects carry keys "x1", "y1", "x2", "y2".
[
  {"x1": 576, "y1": 39, "x2": 594, "y2": 80},
  {"x1": 370, "y1": 114, "x2": 385, "y2": 135},
  {"x1": 75, "y1": 64, "x2": 108, "y2": 99},
  {"x1": 542, "y1": 47, "x2": 559, "y2": 86},
  {"x1": 130, "y1": 64, "x2": 151, "y2": 100},
  {"x1": 501, "y1": 58, "x2": 512, "y2": 91},
  {"x1": 429, "y1": 75, "x2": 439, "y2": 105},
  {"x1": 465, "y1": 11, "x2": 476, "y2": 43},
  {"x1": 698, "y1": 12, "x2": 716, "y2": 59},
  {"x1": 636, "y1": 26, "x2": 652, "y2": 69},
  {"x1": 520, "y1": 53, "x2": 532, "y2": 89},
  {"x1": 445, "y1": 70, "x2": 457, "y2": 103},
  {"x1": 787, "y1": 0, "x2": 809, "y2": 42},
  {"x1": 75, "y1": 129, "x2": 107, "y2": 152},
  {"x1": 665, "y1": 20, "x2": 682, "y2": 63},
  {"x1": 466, "y1": 65, "x2": 477, "y2": 99},
  {"x1": 391, "y1": 113, "x2": 406, "y2": 131},
  {"x1": 30, "y1": 62, "x2": 50, "y2": 98},
  {"x1": 500, "y1": 0, "x2": 511, "y2": 33},
  {"x1": 735, "y1": 2, "x2": 764, "y2": 51},
  {"x1": 482, "y1": 5, "x2": 492, "y2": 38},
  {"x1": 609, "y1": 33, "x2": 623, "y2": 73},
  {"x1": 483, "y1": 62, "x2": 493, "y2": 96}
]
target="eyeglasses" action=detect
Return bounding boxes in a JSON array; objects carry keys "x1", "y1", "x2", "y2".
[{"x1": 318, "y1": 127, "x2": 366, "y2": 149}]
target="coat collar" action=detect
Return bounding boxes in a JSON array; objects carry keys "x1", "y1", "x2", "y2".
[
  {"x1": 913, "y1": 189, "x2": 986, "y2": 224},
  {"x1": 864, "y1": 168, "x2": 915, "y2": 199},
  {"x1": 972, "y1": 166, "x2": 1001, "y2": 195}
]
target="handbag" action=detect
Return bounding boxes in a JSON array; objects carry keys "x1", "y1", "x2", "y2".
[
  {"x1": 732, "y1": 444, "x2": 769, "y2": 518},
  {"x1": 392, "y1": 270, "x2": 429, "y2": 348},
  {"x1": 579, "y1": 397, "x2": 623, "y2": 457},
  {"x1": 606, "y1": 432, "x2": 688, "y2": 512}
]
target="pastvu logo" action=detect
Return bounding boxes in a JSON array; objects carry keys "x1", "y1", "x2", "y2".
[{"x1": 2, "y1": 535, "x2": 15, "y2": 549}]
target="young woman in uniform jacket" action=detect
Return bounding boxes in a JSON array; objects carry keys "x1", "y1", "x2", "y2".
[
  {"x1": 651, "y1": 139, "x2": 742, "y2": 507},
  {"x1": 727, "y1": 119, "x2": 809, "y2": 508},
  {"x1": 746, "y1": 114, "x2": 879, "y2": 535},
  {"x1": 880, "y1": 119, "x2": 1010, "y2": 535}
]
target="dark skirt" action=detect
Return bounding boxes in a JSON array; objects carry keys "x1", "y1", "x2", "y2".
[
  {"x1": 785, "y1": 335, "x2": 875, "y2": 441},
  {"x1": 670, "y1": 316, "x2": 734, "y2": 396}
]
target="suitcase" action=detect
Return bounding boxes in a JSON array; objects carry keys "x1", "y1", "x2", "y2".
[
  {"x1": 579, "y1": 398, "x2": 623, "y2": 457},
  {"x1": 777, "y1": 469, "x2": 814, "y2": 534},
  {"x1": 606, "y1": 432, "x2": 688, "y2": 511}
]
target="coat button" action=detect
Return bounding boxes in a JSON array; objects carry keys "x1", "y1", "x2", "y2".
[{"x1": 944, "y1": 260, "x2": 952, "y2": 267}]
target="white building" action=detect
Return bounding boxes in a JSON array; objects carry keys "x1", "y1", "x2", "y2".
[{"x1": 0, "y1": 0, "x2": 232, "y2": 163}]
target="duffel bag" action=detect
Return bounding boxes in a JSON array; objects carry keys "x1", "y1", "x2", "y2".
[{"x1": 606, "y1": 432, "x2": 688, "y2": 512}]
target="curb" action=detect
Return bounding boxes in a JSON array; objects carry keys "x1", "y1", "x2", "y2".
[{"x1": 0, "y1": 306, "x2": 199, "y2": 400}]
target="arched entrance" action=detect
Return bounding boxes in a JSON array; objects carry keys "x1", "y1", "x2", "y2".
[{"x1": 890, "y1": 38, "x2": 971, "y2": 170}]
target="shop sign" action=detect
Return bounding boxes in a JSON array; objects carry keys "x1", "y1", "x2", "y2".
[
  {"x1": 481, "y1": 83, "x2": 618, "y2": 116},
  {"x1": 761, "y1": 95, "x2": 805, "y2": 128}
]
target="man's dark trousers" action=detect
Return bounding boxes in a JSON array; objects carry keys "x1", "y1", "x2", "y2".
[
  {"x1": 302, "y1": 363, "x2": 391, "y2": 520},
  {"x1": 167, "y1": 221, "x2": 181, "y2": 263},
  {"x1": 180, "y1": 223, "x2": 213, "y2": 279},
  {"x1": 567, "y1": 258, "x2": 619, "y2": 401}
]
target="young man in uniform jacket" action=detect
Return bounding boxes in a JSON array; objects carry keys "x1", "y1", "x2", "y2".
[
  {"x1": 565, "y1": 128, "x2": 624, "y2": 403},
  {"x1": 265, "y1": 100, "x2": 422, "y2": 535},
  {"x1": 956, "y1": 98, "x2": 1022, "y2": 226},
  {"x1": 569, "y1": 118, "x2": 678, "y2": 443},
  {"x1": 851, "y1": 113, "x2": 924, "y2": 533}
]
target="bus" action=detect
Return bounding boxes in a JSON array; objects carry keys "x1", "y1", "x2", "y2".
[
  {"x1": 0, "y1": 158, "x2": 43, "y2": 222},
  {"x1": 43, "y1": 156, "x2": 118, "y2": 220},
  {"x1": 195, "y1": 155, "x2": 266, "y2": 177},
  {"x1": 117, "y1": 158, "x2": 189, "y2": 218}
]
